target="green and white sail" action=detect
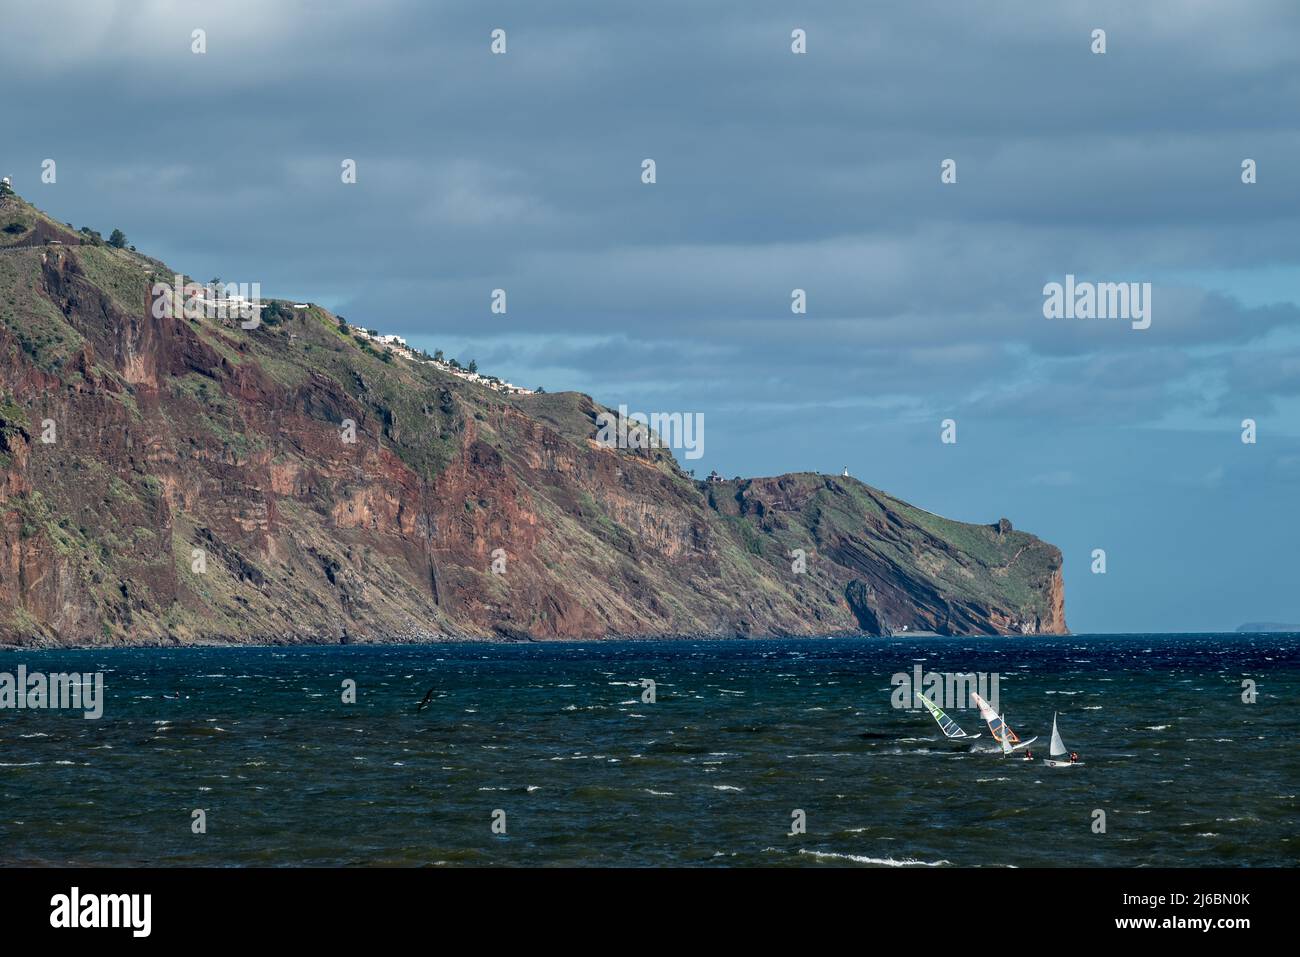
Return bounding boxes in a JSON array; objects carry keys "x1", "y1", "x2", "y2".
[{"x1": 916, "y1": 692, "x2": 974, "y2": 739}]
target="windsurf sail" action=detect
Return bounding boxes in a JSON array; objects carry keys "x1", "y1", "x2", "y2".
[
  {"x1": 999, "y1": 715, "x2": 1013, "y2": 755},
  {"x1": 971, "y1": 690, "x2": 1021, "y2": 744},
  {"x1": 1049, "y1": 712, "x2": 1067, "y2": 758},
  {"x1": 916, "y1": 692, "x2": 972, "y2": 739}
]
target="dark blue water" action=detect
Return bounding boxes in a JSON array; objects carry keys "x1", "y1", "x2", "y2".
[{"x1": 1, "y1": 635, "x2": 1296, "y2": 866}]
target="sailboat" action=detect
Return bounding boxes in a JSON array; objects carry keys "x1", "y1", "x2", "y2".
[
  {"x1": 1042, "y1": 712, "x2": 1082, "y2": 767},
  {"x1": 970, "y1": 690, "x2": 1037, "y2": 752},
  {"x1": 915, "y1": 692, "x2": 980, "y2": 740}
]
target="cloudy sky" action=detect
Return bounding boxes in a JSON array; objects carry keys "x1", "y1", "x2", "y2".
[{"x1": 3, "y1": 0, "x2": 1298, "y2": 633}]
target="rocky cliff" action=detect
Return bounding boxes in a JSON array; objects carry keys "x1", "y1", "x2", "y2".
[{"x1": 0, "y1": 192, "x2": 1066, "y2": 645}]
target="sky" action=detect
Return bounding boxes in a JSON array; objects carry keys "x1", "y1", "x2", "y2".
[{"x1": 2, "y1": 0, "x2": 1298, "y2": 633}]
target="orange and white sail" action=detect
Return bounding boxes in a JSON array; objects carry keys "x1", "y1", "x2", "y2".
[{"x1": 971, "y1": 690, "x2": 1021, "y2": 744}]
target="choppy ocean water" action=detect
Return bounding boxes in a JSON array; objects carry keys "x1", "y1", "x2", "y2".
[{"x1": 1, "y1": 634, "x2": 1296, "y2": 867}]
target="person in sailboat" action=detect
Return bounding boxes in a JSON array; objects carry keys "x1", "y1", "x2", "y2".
[
  {"x1": 1022, "y1": 750, "x2": 1033, "y2": 761},
  {"x1": 1069, "y1": 752, "x2": 1078, "y2": 764}
]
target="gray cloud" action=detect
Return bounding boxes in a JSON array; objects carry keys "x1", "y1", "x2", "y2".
[{"x1": 3, "y1": 0, "x2": 1299, "y2": 631}]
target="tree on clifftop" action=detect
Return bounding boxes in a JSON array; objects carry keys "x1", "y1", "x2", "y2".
[{"x1": 108, "y1": 229, "x2": 127, "y2": 249}]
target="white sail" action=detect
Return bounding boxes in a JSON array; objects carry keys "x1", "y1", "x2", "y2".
[
  {"x1": 970, "y1": 690, "x2": 999, "y2": 724},
  {"x1": 1049, "y1": 712, "x2": 1067, "y2": 757},
  {"x1": 1000, "y1": 715, "x2": 1012, "y2": 755}
]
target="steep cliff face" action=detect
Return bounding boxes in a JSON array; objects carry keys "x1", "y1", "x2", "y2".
[{"x1": 0, "y1": 193, "x2": 1066, "y2": 645}]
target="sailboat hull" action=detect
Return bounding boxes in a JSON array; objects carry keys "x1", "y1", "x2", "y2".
[{"x1": 1043, "y1": 759, "x2": 1083, "y2": 767}]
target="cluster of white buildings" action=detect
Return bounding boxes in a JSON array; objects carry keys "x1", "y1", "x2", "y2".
[
  {"x1": 433, "y1": 362, "x2": 536, "y2": 396},
  {"x1": 156, "y1": 280, "x2": 264, "y2": 323},
  {"x1": 349, "y1": 326, "x2": 535, "y2": 395}
]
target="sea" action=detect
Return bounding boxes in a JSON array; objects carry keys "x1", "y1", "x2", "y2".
[{"x1": 1, "y1": 634, "x2": 1296, "y2": 867}]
